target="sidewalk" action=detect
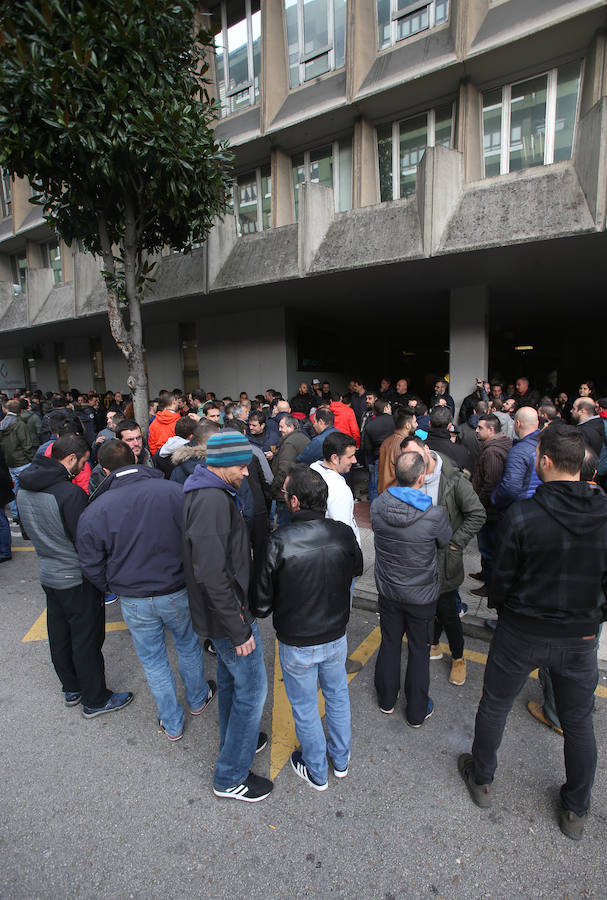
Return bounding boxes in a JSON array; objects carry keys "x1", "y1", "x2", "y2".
[{"x1": 353, "y1": 500, "x2": 607, "y2": 666}]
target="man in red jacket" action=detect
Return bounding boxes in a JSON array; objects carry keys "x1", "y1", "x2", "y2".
[{"x1": 148, "y1": 393, "x2": 181, "y2": 456}]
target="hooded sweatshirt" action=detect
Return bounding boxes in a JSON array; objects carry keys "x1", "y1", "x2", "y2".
[
  {"x1": 147, "y1": 408, "x2": 180, "y2": 456},
  {"x1": 17, "y1": 455, "x2": 88, "y2": 588},
  {"x1": 491, "y1": 480, "x2": 607, "y2": 634},
  {"x1": 182, "y1": 466, "x2": 254, "y2": 644},
  {"x1": 371, "y1": 487, "x2": 452, "y2": 606}
]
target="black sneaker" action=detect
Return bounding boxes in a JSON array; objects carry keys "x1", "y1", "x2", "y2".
[
  {"x1": 213, "y1": 771, "x2": 274, "y2": 803},
  {"x1": 203, "y1": 639, "x2": 216, "y2": 655},
  {"x1": 559, "y1": 807, "x2": 587, "y2": 841},
  {"x1": 407, "y1": 698, "x2": 434, "y2": 728},
  {"x1": 191, "y1": 680, "x2": 217, "y2": 715},
  {"x1": 290, "y1": 750, "x2": 328, "y2": 791},
  {"x1": 256, "y1": 732, "x2": 268, "y2": 754},
  {"x1": 458, "y1": 753, "x2": 492, "y2": 808}
]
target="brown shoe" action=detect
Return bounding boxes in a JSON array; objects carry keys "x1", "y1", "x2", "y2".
[
  {"x1": 449, "y1": 658, "x2": 466, "y2": 685},
  {"x1": 469, "y1": 572, "x2": 484, "y2": 582},
  {"x1": 429, "y1": 644, "x2": 443, "y2": 660},
  {"x1": 527, "y1": 700, "x2": 564, "y2": 736},
  {"x1": 469, "y1": 585, "x2": 489, "y2": 598}
]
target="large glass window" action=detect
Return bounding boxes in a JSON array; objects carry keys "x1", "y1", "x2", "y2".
[
  {"x1": 482, "y1": 63, "x2": 582, "y2": 177},
  {"x1": 233, "y1": 167, "x2": 272, "y2": 234},
  {"x1": 0, "y1": 170, "x2": 12, "y2": 218},
  {"x1": 377, "y1": 104, "x2": 454, "y2": 201},
  {"x1": 377, "y1": 0, "x2": 449, "y2": 50},
  {"x1": 285, "y1": 0, "x2": 346, "y2": 88},
  {"x1": 214, "y1": 0, "x2": 261, "y2": 118},
  {"x1": 292, "y1": 139, "x2": 352, "y2": 218}
]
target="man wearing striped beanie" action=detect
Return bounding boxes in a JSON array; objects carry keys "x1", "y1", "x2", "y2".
[{"x1": 182, "y1": 431, "x2": 272, "y2": 802}]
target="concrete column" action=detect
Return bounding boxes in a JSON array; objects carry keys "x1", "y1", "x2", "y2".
[
  {"x1": 449, "y1": 285, "x2": 489, "y2": 416},
  {"x1": 12, "y1": 177, "x2": 33, "y2": 232},
  {"x1": 261, "y1": 0, "x2": 289, "y2": 130},
  {"x1": 580, "y1": 31, "x2": 606, "y2": 117},
  {"x1": 417, "y1": 144, "x2": 463, "y2": 255},
  {"x1": 298, "y1": 181, "x2": 334, "y2": 274},
  {"x1": 574, "y1": 97, "x2": 607, "y2": 230},
  {"x1": 346, "y1": 0, "x2": 377, "y2": 98},
  {"x1": 457, "y1": 80, "x2": 483, "y2": 182},
  {"x1": 352, "y1": 117, "x2": 379, "y2": 208},
  {"x1": 272, "y1": 147, "x2": 295, "y2": 226},
  {"x1": 452, "y1": 0, "x2": 488, "y2": 57},
  {"x1": 62, "y1": 240, "x2": 73, "y2": 284},
  {"x1": 205, "y1": 213, "x2": 238, "y2": 289}
]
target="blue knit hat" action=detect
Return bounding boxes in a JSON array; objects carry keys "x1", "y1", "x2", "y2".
[{"x1": 206, "y1": 431, "x2": 253, "y2": 467}]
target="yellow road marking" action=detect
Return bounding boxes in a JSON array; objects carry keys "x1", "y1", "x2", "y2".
[
  {"x1": 11, "y1": 547, "x2": 35, "y2": 551},
  {"x1": 22, "y1": 610, "x2": 128, "y2": 642}
]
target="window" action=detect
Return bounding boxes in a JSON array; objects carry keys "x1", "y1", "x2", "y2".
[
  {"x1": 377, "y1": 0, "x2": 449, "y2": 50},
  {"x1": 214, "y1": 0, "x2": 261, "y2": 118},
  {"x1": 292, "y1": 139, "x2": 352, "y2": 218},
  {"x1": 10, "y1": 255, "x2": 27, "y2": 293},
  {"x1": 0, "y1": 170, "x2": 12, "y2": 218},
  {"x1": 42, "y1": 240, "x2": 63, "y2": 284},
  {"x1": 285, "y1": 0, "x2": 346, "y2": 88},
  {"x1": 233, "y1": 167, "x2": 272, "y2": 234},
  {"x1": 377, "y1": 104, "x2": 454, "y2": 201},
  {"x1": 482, "y1": 62, "x2": 581, "y2": 177}
]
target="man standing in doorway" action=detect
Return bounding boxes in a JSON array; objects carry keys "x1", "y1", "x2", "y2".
[{"x1": 182, "y1": 431, "x2": 271, "y2": 802}]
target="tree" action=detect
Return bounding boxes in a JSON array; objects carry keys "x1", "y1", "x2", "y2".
[{"x1": 0, "y1": 0, "x2": 232, "y2": 427}]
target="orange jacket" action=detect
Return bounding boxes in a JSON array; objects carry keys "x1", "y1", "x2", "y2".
[
  {"x1": 329, "y1": 402, "x2": 360, "y2": 448},
  {"x1": 148, "y1": 409, "x2": 180, "y2": 456}
]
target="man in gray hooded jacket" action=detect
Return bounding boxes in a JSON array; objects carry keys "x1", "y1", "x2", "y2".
[{"x1": 372, "y1": 451, "x2": 451, "y2": 726}]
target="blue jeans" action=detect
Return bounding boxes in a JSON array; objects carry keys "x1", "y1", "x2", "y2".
[
  {"x1": 120, "y1": 588, "x2": 209, "y2": 737},
  {"x1": 9, "y1": 463, "x2": 30, "y2": 518},
  {"x1": 0, "y1": 507, "x2": 11, "y2": 558},
  {"x1": 368, "y1": 462, "x2": 378, "y2": 502},
  {"x1": 279, "y1": 635, "x2": 350, "y2": 783},
  {"x1": 212, "y1": 620, "x2": 267, "y2": 789},
  {"x1": 471, "y1": 619, "x2": 599, "y2": 816}
]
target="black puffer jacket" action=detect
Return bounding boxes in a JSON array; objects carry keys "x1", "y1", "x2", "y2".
[
  {"x1": 371, "y1": 488, "x2": 452, "y2": 606},
  {"x1": 254, "y1": 510, "x2": 363, "y2": 646}
]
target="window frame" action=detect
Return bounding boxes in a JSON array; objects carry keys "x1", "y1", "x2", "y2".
[
  {"x1": 292, "y1": 139, "x2": 352, "y2": 215},
  {"x1": 481, "y1": 63, "x2": 583, "y2": 178},
  {"x1": 286, "y1": 0, "x2": 342, "y2": 87},
  {"x1": 379, "y1": 0, "x2": 448, "y2": 51},
  {"x1": 214, "y1": 0, "x2": 260, "y2": 117},
  {"x1": 233, "y1": 166, "x2": 272, "y2": 234},
  {"x1": 0, "y1": 170, "x2": 12, "y2": 219},
  {"x1": 377, "y1": 103, "x2": 455, "y2": 201}
]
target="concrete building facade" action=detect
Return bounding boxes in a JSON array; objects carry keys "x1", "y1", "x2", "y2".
[{"x1": 1, "y1": 0, "x2": 606, "y2": 409}]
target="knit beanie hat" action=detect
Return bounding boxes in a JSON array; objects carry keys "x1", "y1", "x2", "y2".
[{"x1": 205, "y1": 431, "x2": 253, "y2": 467}]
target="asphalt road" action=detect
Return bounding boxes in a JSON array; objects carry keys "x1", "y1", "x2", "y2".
[{"x1": 2, "y1": 545, "x2": 606, "y2": 900}]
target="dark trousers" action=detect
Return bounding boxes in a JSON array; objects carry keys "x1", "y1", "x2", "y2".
[
  {"x1": 477, "y1": 520, "x2": 497, "y2": 584},
  {"x1": 374, "y1": 595, "x2": 435, "y2": 725},
  {"x1": 471, "y1": 619, "x2": 598, "y2": 816},
  {"x1": 43, "y1": 580, "x2": 110, "y2": 708},
  {"x1": 433, "y1": 589, "x2": 464, "y2": 658}
]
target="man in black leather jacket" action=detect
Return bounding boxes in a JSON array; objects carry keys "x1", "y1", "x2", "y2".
[{"x1": 255, "y1": 465, "x2": 363, "y2": 791}]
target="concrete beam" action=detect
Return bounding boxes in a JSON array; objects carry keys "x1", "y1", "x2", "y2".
[
  {"x1": 272, "y1": 147, "x2": 296, "y2": 227},
  {"x1": 352, "y1": 117, "x2": 380, "y2": 208},
  {"x1": 261, "y1": 0, "x2": 290, "y2": 130},
  {"x1": 298, "y1": 181, "x2": 335, "y2": 275},
  {"x1": 417, "y1": 145, "x2": 464, "y2": 256},
  {"x1": 347, "y1": 0, "x2": 378, "y2": 98},
  {"x1": 457, "y1": 80, "x2": 483, "y2": 182},
  {"x1": 449, "y1": 285, "x2": 489, "y2": 415}
]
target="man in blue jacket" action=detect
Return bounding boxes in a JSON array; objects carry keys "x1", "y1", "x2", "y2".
[
  {"x1": 76, "y1": 439, "x2": 215, "y2": 741},
  {"x1": 491, "y1": 407, "x2": 541, "y2": 511},
  {"x1": 296, "y1": 408, "x2": 339, "y2": 465}
]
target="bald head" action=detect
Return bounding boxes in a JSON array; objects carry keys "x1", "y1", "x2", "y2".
[
  {"x1": 276, "y1": 400, "x2": 291, "y2": 415},
  {"x1": 514, "y1": 406, "x2": 539, "y2": 437},
  {"x1": 572, "y1": 397, "x2": 597, "y2": 423}
]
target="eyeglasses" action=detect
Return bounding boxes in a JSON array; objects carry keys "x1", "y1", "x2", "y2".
[{"x1": 280, "y1": 489, "x2": 290, "y2": 496}]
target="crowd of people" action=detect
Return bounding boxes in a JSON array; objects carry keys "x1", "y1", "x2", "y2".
[{"x1": 0, "y1": 372, "x2": 605, "y2": 839}]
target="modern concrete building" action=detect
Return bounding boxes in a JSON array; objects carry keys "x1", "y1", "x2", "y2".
[{"x1": 1, "y1": 0, "x2": 606, "y2": 409}]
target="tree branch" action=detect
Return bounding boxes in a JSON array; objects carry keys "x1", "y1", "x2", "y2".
[{"x1": 97, "y1": 215, "x2": 132, "y2": 359}]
